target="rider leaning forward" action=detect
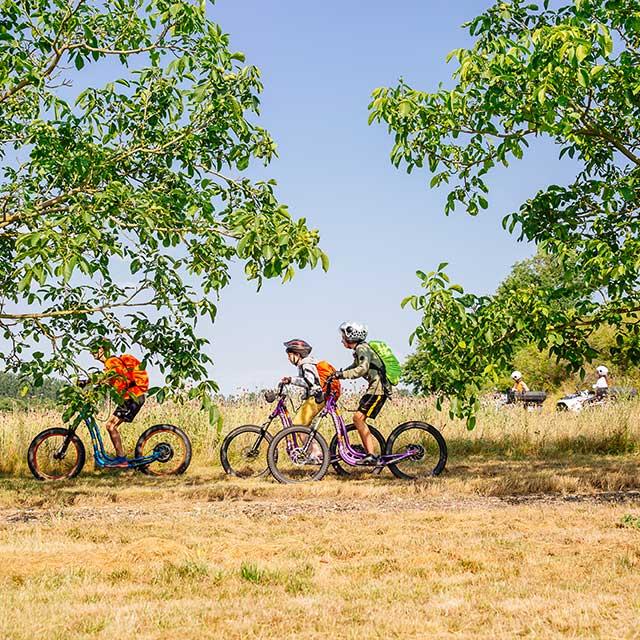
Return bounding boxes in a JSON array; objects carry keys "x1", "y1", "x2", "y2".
[
  {"x1": 330, "y1": 321, "x2": 391, "y2": 465},
  {"x1": 91, "y1": 344, "x2": 149, "y2": 466},
  {"x1": 280, "y1": 339, "x2": 325, "y2": 424}
]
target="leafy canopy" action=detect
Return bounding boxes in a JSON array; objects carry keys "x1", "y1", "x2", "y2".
[
  {"x1": 0, "y1": 0, "x2": 327, "y2": 417},
  {"x1": 369, "y1": 0, "x2": 640, "y2": 424},
  {"x1": 403, "y1": 248, "x2": 640, "y2": 398}
]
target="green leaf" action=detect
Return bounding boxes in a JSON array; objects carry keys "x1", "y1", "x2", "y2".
[
  {"x1": 537, "y1": 85, "x2": 546, "y2": 104},
  {"x1": 320, "y1": 252, "x2": 330, "y2": 272},
  {"x1": 577, "y1": 69, "x2": 589, "y2": 88},
  {"x1": 601, "y1": 27, "x2": 613, "y2": 57},
  {"x1": 576, "y1": 44, "x2": 589, "y2": 63},
  {"x1": 398, "y1": 100, "x2": 412, "y2": 117}
]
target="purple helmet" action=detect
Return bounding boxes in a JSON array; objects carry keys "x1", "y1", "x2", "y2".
[{"x1": 283, "y1": 339, "x2": 312, "y2": 357}]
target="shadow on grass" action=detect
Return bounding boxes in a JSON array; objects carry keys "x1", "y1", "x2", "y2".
[
  {"x1": 444, "y1": 456, "x2": 640, "y2": 496},
  {"x1": 0, "y1": 446, "x2": 639, "y2": 509}
]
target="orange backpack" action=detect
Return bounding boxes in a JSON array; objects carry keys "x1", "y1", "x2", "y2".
[
  {"x1": 106, "y1": 354, "x2": 149, "y2": 397},
  {"x1": 316, "y1": 361, "x2": 341, "y2": 398}
]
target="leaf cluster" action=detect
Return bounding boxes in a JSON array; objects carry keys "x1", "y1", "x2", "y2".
[
  {"x1": 371, "y1": 0, "x2": 640, "y2": 424},
  {"x1": 0, "y1": 1, "x2": 328, "y2": 417}
]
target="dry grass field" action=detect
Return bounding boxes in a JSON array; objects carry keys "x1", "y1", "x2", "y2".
[{"x1": 1, "y1": 394, "x2": 640, "y2": 638}]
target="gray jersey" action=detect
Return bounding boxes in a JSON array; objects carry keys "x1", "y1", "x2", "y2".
[{"x1": 288, "y1": 356, "x2": 322, "y2": 399}]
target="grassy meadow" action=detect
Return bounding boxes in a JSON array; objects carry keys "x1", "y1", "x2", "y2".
[{"x1": 1, "y1": 394, "x2": 640, "y2": 638}]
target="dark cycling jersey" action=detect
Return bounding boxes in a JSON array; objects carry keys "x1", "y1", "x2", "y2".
[{"x1": 341, "y1": 342, "x2": 389, "y2": 396}]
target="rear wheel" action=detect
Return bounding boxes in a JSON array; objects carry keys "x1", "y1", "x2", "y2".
[
  {"x1": 385, "y1": 421, "x2": 447, "y2": 480},
  {"x1": 135, "y1": 424, "x2": 192, "y2": 476},
  {"x1": 329, "y1": 424, "x2": 386, "y2": 476},
  {"x1": 267, "y1": 426, "x2": 329, "y2": 484},
  {"x1": 27, "y1": 428, "x2": 86, "y2": 481},
  {"x1": 220, "y1": 425, "x2": 272, "y2": 478}
]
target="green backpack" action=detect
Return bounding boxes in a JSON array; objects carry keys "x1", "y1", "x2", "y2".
[{"x1": 369, "y1": 341, "x2": 402, "y2": 386}]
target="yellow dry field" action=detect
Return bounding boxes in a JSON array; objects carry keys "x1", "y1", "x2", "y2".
[{"x1": 0, "y1": 396, "x2": 639, "y2": 638}]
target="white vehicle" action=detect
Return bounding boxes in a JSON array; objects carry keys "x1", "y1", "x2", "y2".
[
  {"x1": 556, "y1": 390, "x2": 600, "y2": 412},
  {"x1": 556, "y1": 387, "x2": 637, "y2": 412}
]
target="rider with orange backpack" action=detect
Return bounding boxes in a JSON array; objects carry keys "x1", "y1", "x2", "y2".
[
  {"x1": 280, "y1": 339, "x2": 340, "y2": 429},
  {"x1": 92, "y1": 344, "x2": 149, "y2": 466}
]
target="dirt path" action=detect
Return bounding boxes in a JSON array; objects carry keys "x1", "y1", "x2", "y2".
[{"x1": 2, "y1": 489, "x2": 640, "y2": 525}]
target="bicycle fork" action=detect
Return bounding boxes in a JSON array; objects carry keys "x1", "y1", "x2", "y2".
[{"x1": 53, "y1": 429, "x2": 77, "y2": 460}]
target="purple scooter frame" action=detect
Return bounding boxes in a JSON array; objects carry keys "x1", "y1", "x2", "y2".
[
  {"x1": 267, "y1": 389, "x2": 448, "y2": 483},
  {"x1": 320, "y1": 392, "x2": 418, "y2": 468},
  {"x1": 221, "y1": 384, "x2": 377, "y2": 478}
]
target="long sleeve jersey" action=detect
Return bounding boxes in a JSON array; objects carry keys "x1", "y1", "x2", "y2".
[
  {"x1": 288, "y1": 356, "x2": 322, "y2": 399},
  {"x1": 341, "y1": 342, "x2": 388, "y2": 396}
]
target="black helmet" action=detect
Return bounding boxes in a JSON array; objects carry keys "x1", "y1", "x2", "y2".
[{"x1": 284, "y1": 339, "x2": 312, "y2": 357}]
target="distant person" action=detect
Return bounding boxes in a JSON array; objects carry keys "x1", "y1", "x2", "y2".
[
  {"x1": 593, "y1": 365, "x2": 610, "y2": 397},
  {"x1": 511, "y1": 371, "x2": 529, "y2": 394},
  {"x1": 92, "y1": 345, "x2": 149, "y2": 466}
]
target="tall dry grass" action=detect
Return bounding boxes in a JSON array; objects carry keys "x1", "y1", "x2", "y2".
[
  {"x1": 1, "y1": 396, "x2": 640, "y2": 638},
  {"x1": 1, "y1": 392, "x2": 639, "y2": 478}
]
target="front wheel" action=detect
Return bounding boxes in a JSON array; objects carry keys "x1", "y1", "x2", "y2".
[
  {"x1": 135, "y1": 424, "x2": 192, "y2": 476},
  {"x1": 267, "y1": 426, "x2": 329, "y2": 484},
  {"x1": 329, "y1": 424, "x2": 386, "y2": 476},
  {"x1": 385, "y1": 421, "x2": 447, "y2": 480},
  {"x1": 220, "y1": 425, "x2": 272, "y2": 478},
  {"x1": 27, "y1": 428, "x2": 86, "y2": 481}
]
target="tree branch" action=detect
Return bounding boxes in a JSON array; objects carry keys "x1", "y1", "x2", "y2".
[
  {"x1": 0, "y1": 300, "x2": 155, "y2": 321},
  {"x1": 0, "y1": 20, "x2": 173, "y2": 104}
]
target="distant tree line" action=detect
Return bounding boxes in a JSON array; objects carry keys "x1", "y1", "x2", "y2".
[
  {"x1": 0, "y1": 372, "x2": 63, "y2": 410},
  {"x1": 404, "y1": 249, "x2": 640, "y2": 394}
]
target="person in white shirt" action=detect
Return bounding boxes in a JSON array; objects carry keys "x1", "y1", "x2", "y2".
[{"x1": 593, "y1": 365, "x2": 610, "y2": 397}]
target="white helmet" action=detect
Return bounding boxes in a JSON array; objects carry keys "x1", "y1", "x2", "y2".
[
  {"x1": 339, "y1": 321, "x2": 368, "y2": 343},
  {"x1": 511, "y1": 371, "x2": 523, "y2": 381},
  {"x1": 596, "y1": 365, "x2": 609, "y2": 376}
]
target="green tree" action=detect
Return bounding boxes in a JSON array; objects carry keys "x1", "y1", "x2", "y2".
[
  {"x1": 369, "y1": 0, "x2": 640, "y2": 424},
  {"x1": 0, "y1": 0, "x2": 327, "y2": 415},
  {"x1": 403, "y1": 249, "x2": 575, "y2": 396},
  {"x1": 405, "y1": 248, "x2": 640, "y2": 396}
]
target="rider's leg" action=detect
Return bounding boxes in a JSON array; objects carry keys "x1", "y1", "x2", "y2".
[
  {"x1": 105, "y1": 416, "x2": 126, "y2": 458},
  {"x1": 353, "y1": 410, "x2": 376, "y2": 455},
  {"x1": 293, "y1": 397, "x2": 325, "y2": 456},
  {"x1": 108, "y1": 396, "x2": 145, "y2": 459}
]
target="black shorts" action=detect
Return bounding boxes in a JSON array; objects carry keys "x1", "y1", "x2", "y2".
[
  {"x1": 357, "y1": 394, "x2": 388, "y2": 419},
  {"x1": 114, "y1": 396, "x2": 146, "y2": 423}
]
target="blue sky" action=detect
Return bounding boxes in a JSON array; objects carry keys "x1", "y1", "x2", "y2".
[
  {"x1": 3, "y1": 1, "x2": 579, "y2": 392},
  {"x1": 203, "y1": 0, "x2": 579, "y2": 393}
]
